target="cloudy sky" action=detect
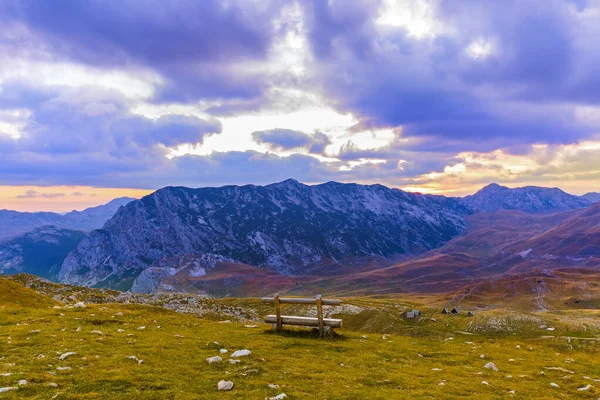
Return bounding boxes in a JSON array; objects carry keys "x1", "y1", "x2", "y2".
[{"x1": 1, "y1": 0, "x2": 600, "y2": 211}]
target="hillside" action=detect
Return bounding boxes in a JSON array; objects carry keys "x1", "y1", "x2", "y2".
[
  {"x1": 2, "y1": 276, "x2": 600, "y2": 399},
  {"x1": 0, "y1": 197, "x2": 135, "y2": 239},
  {"x1": 59, "y1": 180, "x2": 471, "y2": 290},
  {"x1": 0, "y1": 227, "x2": 86, "y2": 280}
]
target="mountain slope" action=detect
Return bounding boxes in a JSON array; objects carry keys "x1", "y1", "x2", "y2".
[
  {"x1": 0, "y1": 197, "x2": 135, "y2": 238},
  {"x1": 59, "y1": 180, "x2": 471, "y2": 289},
  {"x1": 0, "y1": 226, "x2": 86, "y2": 280},
  {"x1": 463, "y1": 183, "x2": 591, "y2": 213},
  {"x1": 581, "y1": 192, "x2": 600, "y2": 203}
]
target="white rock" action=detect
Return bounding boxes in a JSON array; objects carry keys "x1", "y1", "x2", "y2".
[
  {"x1": 484, "y1": 362, "x2": 499, "y2": 372},
  {"x1": 90, "y1": 330, "x2": 103, "y2": 335},
  {"x1": 0, "y1": 387, "x2": 17, "y2": 393},
  {"x1": 218, "y1": 380, "x2": 234, "y2": 391},
  {"x1": 47, "y1": 383, "x2": 58, "y2": 388},
  {"x1": 30, "y1": 330, "x2": 41, "y2": 334},
  {"x1": 137, "y1": 326, "x2": 146, "y2": 331},
  {"x1": 18, "y1": 380, "x2": 27, "y2": 386},
  {"x1": 117, "y1": 329, "x2": 124, "y2": 333},
  {"x1": 73, "y1": 302, "x2": 86, "y2": 308},
  {"x1": 220, "y1": 349, "x2": 228, "y2": 354},
  {"x1": 0, "y1": 373, "x2": 12, "y2": 377},
  {"x1": 231, "y1": 350, "x2": 251, "y2": 358},
  {"x1": 228, "y1": 359, "x2": 240, "y2": 364},
  {"x1": 245, "y1": 325, "x2": 257, "y2": 328},
  {"x1": 480, "y1": 354, "x2": 485, "y2": 359},
  {"x1": 57, "y1": 367, "x2": 71, "y2": 371},
  {"x1": 266, "y1": 394, "x2": 287, "y2": 400},
  {"x1": 547, "y1": 327, "x2": 555, "y2": 331},
  {"x1": 578, "y1": 385, "x2": 592, "y2": 391},
  {"x1": 206, "y1": 356, "x2": 223, "y2": 364},
  {"x1": 550, "y1": 383, "x2": 559, "y2": 388},
  {"x1": 481, "y1": 381, "x2": 489, "y2": 385},
  {"x1": 268, "y1": 384, "x2": 279, "y2": 389},
  {"x1": 37, "y1": 354, "x2": 46, "y2": 359},
  {"x1": 127, "y1": 356, "x2": 143, "y2": 365},
  {"x1": 515, "y1": 345, "x2": 521, "y2": 349},
  {"x1": 431, "y1": 368, "x2": 442, "y2": 371},
  {"x1": 59, "y1": 352, "x2": 76, "y2": 360}
]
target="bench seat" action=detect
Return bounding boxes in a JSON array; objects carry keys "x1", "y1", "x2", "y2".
[{"x1": 264, "y1": 315, "x2": 343, "y2": 328}]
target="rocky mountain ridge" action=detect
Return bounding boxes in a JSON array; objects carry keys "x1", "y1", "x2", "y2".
[
  {"x1": 462, "y1": 183, "x2": 591, "y2": 213},
  {"x1": 59, "y1": 180, "x2": 472, "y2": 289}
]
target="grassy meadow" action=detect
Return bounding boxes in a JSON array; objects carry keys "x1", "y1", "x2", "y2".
[{"x1": 1, "y1": 276, "x2": 600, "y2": 399}]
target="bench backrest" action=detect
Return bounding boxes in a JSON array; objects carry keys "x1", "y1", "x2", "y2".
[{"x1": 262, "y1": 294, "x2": 342, "y2": 336}]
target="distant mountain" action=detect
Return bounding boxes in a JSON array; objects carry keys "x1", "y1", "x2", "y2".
[
  {"x1": 462, "y1": 183, "x2": 591, "y2": 213},
  {"x1": 59, "y1": 180, "x2": 471, "y2": 289},
  {"x1": 581, "y1": 192, "x2": 600, "y2": 203},
  {"x1": 0, "y1": 226, "x2": 86, "y2": 280},
  {"x1": 0, "y1": 197, "x2": 136, "y2": 239}
]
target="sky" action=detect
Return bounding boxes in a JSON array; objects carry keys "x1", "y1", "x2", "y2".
[{"x1": 1, "y1": 0, "x2": 600, "y2": 212}]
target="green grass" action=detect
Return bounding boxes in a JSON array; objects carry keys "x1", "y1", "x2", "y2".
[{"x1": 1, "y1": 277, "x2": 600, "y2": 399}]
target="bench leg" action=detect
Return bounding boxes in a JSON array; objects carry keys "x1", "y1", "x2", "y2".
[{"x1": 272, "y1": 323, "x2": 279, "y2": 332}]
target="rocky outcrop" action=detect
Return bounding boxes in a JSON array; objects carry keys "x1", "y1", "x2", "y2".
[
  {"x1": 59, "y1": 180, "x2": 471, "y2": 289},
  {"x1": 130, "y1": 254, "x2": 233, "y2": 293}
]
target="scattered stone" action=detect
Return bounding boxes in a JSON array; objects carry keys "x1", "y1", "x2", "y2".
[
  {"x1": 431, "y1": 368, "x2": 442, "y2": 371},
  {"x1": 578, "y1": 385, "x2": 592, "y2": 391},
  {"x1": 480, "y1": 354, "x2": 485, "y2": 359},
  {"x1": 137, "y1": 326, "x2": 146, "y2": 331},
  {"x1": 56, "y1": 367, "x2": 71, "y2": 371},
  {"x1": 219, "y1": 320, "x2": 231, "y2": 324},
  {"x1": 508, "y1": 390, "x2": 515, "y2": 395},
  {"x1": 59, "y1": 352, "x2": 76, "y2": 360},
  {"x1": 218, "y1": 380, "x2": 234, "y2": 391},
  {"x1": 220, "y1": 349, "x2": 228, "y2": 354},
  {"x1": 508, "y1": 359, "x2": 515, "y2": 363},
  {"x1": 127, "y1": 356, "x2": 143, "y2": 365},
  {"x1": 73, "y1": 302, "x2": 86, "y2": 308},
  {"x1": 268, "y1": 384, "x2": 279, "y2": 389},
  {"x1": 481, "y1": 381, "x2": 489, "y2": 386},
  {"x1": 30, "y1": 330, "x2": 41, "y2": 334},
  {"x1": 37, "y1": 354, "x2": 46, "y2": 359},
  {"x1": 0, "y1": 373, "x2": 12, "y2": 377},
  {"x1": 47, "y1": 383, "x2": 58, "y2": 388},
  {"x1": 90, "y1": 330, "x2": 103, "y2": 335},
  {"x1": 231, "y1": 350, "x2": 251, "y2": 358},
  {"x1": 550, "y1": 383, "x2": 559, "y2": 388},
  {"x1": 0, "y1": 387, "x2": 17, "y2": 393},
  {"x1": 484, "y1": 362, "x2": 499, "y2": 372},
  {"x1": 116, "y1": 312, "x2": 123, "y2": 316},
  {"x1": 228, "y1": 359, "x2": 241, "y2": 364},
  {"x1": 117, "y1": 329, "x2": 124, "y2": 333},
  {"x1": 430, "y1": 318, "x2": 437, "y2": 322},
  {"x1": 515, "y1": 345, "x2": 521, "y2": 349},
  {"x1": 174, "y1": 334, "x2": 184, "y2": 338},
  {"x1": 207, "y1": 356, "x2": 223, "y2": 364},
  {"x1": 266, "y1": 394, "x2": 287, "y2": 400},
  {"x1": 546, "y1": 327, "x2": 555, "y2": 331},
  {"x1": 245, "y1": 325, "x2": 257, "y2": 328},
  {"x1": 18, "y1": 380, "x2": 27, "y2": 386},
  {"x1": 361, "y1": 335, "x2": 368, "y2": 339}
]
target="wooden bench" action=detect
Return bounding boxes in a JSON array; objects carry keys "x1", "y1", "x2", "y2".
[{"x1": 261, "y1": 294, "x2": 343, "y2": 337}]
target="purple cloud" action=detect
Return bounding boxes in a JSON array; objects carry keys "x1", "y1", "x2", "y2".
[{"x1": 252, "y1": 129, "x2": 331, "y2": 154}]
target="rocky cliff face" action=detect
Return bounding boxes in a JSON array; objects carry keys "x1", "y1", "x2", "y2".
[
  {"x1": 463, "y1": 183, "x2": 591, "y2": 213},
  {"x1": 0, "y1": 226, "x2": 86, "y2": 280},
  {"x1": 0, "y1": 197, "x2": 135, "y2": 239},
  {"x1": 59, "y1": 180, "x2": 471, "y2": 289}
]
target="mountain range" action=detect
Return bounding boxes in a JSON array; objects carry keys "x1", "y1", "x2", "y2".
[
  {"x1": 1, "y1": 181, "x2": 598, "y2": 298},
  {"x1": 0, "y1": 197, "x2": 136, "y2": 239}
]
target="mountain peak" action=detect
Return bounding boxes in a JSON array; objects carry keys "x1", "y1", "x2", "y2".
[{"x1": 464, "y1": 183, "x2": 590, "y2": 213}]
